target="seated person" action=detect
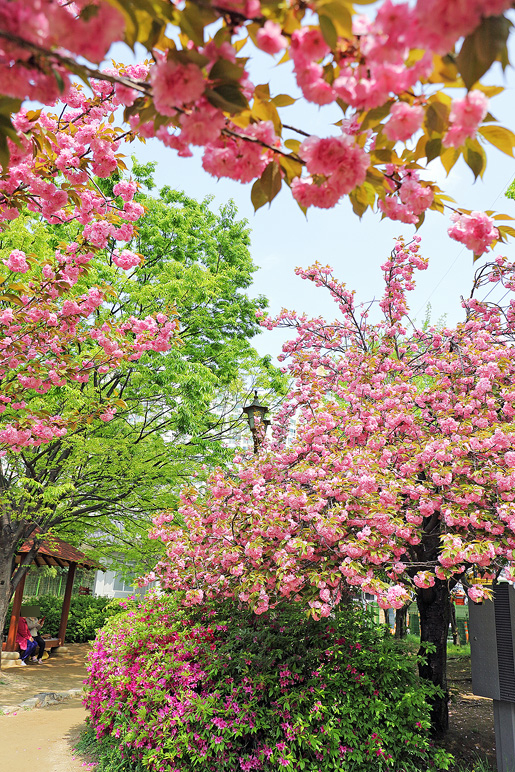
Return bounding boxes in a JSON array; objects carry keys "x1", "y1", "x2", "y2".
[
  {"x1": 25, "y1": 614, "x2": 46, "y2": 664},
  {"x1": 15, "y1": 617, "x2": 37, "y2": 665}
]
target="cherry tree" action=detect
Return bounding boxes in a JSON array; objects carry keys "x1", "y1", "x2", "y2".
[
  {"x1": 0, "y1": 84, "x2": 178, "y2": 643},
  {"x1": 0, "y1": 1, "x2": 515, "y2": 255},
  {"x1": 149, "y1": 238, "x2": 515, "y2": 734},
  {"x1": 0, "y1": 87, "x2": 176, "y2": 448}
]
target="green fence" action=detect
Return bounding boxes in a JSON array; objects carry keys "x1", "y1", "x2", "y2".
[{"x1": 21, "y1": 565, "x2": 96, "y2": 600}]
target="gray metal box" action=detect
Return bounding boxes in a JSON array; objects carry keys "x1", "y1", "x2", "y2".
[{"x1": 469, "y1": 583, "x2": 515, "y2": 702}]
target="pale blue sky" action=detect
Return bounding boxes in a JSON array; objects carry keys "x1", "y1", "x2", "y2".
[{"x1": 117, "y1": 38, "x2": 515, "y2": 363}]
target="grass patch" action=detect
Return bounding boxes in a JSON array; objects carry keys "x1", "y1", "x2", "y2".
[
  {"x1": 451, "y1": 757, "x2": 496, "y2": 772},
  {"x1": 447, "y1": 641, "x2": 470, "y2": 659},
  {"x1": 403, "y1": 634, "x2": 470, "y2": 660},
  {"x1": 76, "y1": 727, "x2": 146, "y2": 772}
]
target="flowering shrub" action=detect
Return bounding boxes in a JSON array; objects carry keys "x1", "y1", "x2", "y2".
[{"x1": 84, "y1": 595, "x2": 451, "y2": 772}]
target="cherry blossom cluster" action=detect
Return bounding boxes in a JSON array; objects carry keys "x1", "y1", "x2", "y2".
[
  {"x1": 0, "y1": 243, "x2": 176, "y2": 450},
  {"x1": 0, "y1": 87, "x2": 178, "y2": 450},
  {"x1": 292, "y1": 132, "x2": 370, "y2": 209},
  {"x1": 150, "y1": 238, "x2": 515, "y2": 612},
  {"x1": 379, "y1": 168, "x2": 434, "y2": 225},
  {"x1": 0, "y1": 0, "x2": 124, "y2": 103},
  {"x1": 3, "y1": 85, "x2": 143, "y2": 236},
  {"x1": 443, "y1": 90, "x2": 490, "y2": 148},
  {"x1": 448, "y1": 211, "x2": 500, "y2": 256}
]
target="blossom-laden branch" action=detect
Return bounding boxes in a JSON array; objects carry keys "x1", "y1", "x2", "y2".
[
  {"x1": 0, "y1": 0, "x2": 515, "y2": 255},
  {"x1": 0, "y1": 84, "x2": 179, "y2": 451}
]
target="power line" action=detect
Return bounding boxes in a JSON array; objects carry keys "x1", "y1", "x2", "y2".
[{"x1": 413, "y1": 172, "x2": 515, "y2": 319}]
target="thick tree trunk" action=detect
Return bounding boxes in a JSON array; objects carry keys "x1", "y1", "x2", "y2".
[
  {"x1": 0, "y1": 549, "x2": 12, "y2": 644},
  {"x1": 0, "y1": 523, "x2": 35, "y2": 667},
  {"x1": 0, "y1": 535, "x2": 17, "y2": 663},
  {"x1": 416, "y1": 580, "x2": 450, "y2": 738},
  {"x1": 383, "y1": 608, "x2": 391, "y2": 627},
  {"x1": 395, "y1": 604, "x2": 408, "y2": 639}
]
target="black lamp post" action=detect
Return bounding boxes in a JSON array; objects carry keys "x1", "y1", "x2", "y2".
[{"x1": 242, "y1": 390, "x2": 270, "y2": 453}]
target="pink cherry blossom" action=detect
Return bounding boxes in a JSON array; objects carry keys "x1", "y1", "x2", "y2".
[
  {"x1": 112, "y1": 249, "x2": 142, "y2": 270},
  {"x1": 150, "y1": 58, "x2": 206, "y2": 115},
  {"x1": 113, "y1": 180, "x2": 137, "y2": 202},
  {"x1": 384, "y1": 102, "x2": 424, "y2": 142},
  {"x1": 448, "y1": 210, "x2": 499, "y2": 255},
  {"x1": 4, "y1": 249, "x2": 29, "y2": 273},
  {"x1": 256, "y1": 21, "x2": 287, "y2": 55},
  {"x1": 443, "y1": 90, "x2": 489, "y2": 147}
]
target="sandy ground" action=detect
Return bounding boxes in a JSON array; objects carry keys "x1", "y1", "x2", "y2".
[{"x1": 0, "y1": 698, "x2": 89, "y2": 770}]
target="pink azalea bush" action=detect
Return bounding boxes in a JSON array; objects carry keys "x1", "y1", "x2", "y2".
[{"x1": 84, "y1": 595, "x2": 451, "y2": 772}]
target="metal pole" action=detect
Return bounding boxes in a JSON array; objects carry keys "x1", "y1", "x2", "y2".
[{"x1": 494, "y1": 700, "x2": 515, "y2": 772}]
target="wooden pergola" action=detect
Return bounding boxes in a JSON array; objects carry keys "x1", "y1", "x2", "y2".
[{"x1": 4, "y1": 534, "x2": 98, "y2": 653}]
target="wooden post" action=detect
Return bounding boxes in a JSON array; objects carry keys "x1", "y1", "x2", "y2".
[
  {"x1": 5, "y1": 571, "x2": 27, "y2": 651},
  {"x1": 58, "y1": 561, "x2": 76, "y2": 645}
]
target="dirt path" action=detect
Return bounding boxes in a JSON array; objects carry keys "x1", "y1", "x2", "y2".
[
  {"x1": 0, "y1": 698, "x2": 89, "y2": 771},
  {"x1": 444, "y1": 656, "x2": 496, "y2": 769},
  {"x1": 0, "y1": 643, "x2": 93, "y2": 770}
]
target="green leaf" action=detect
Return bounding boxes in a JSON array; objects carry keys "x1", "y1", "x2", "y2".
[
  {"x1": 279, "y1": 155, "x2": 303, "y2": 185},
  {"x1": 179, "y1": 2, "x2": 208, "y2": 46},
  {"x1": 0, "y1": 97, "x2": 23, "y2": 115},
  {"x1": 425, "y1": 137, "x2": 442, "y2": 163},
  {"x1": 254, "y1": 84, "x2": 270, "y2": 101},
  {"x1": 0, "y1": 292, "x2": 24, "y2": 306},
  {"x1": 464, "y1": 138, "x2": 486, "y2": 179},
  {"x1": 361, "y1": 102, "x2": 392, "y2": 131},
  {"x1": 52, "y1": 68, "x2": 66, "y2": 94},
  {"x1": 252, "y1": 98, "x2": 282, "y2": 134},
  {"x1": 424, "y1": 102, "x2": 449, "y2": 135},
  {"x1": 319, "y1": 15, "x2": 338, "y2": 49},
  {"x1": 209, "y1": 58, "x2": 245, "y2": 84},
  {"x1": 259, "y1": 162, "x2": 282, "y2": 206},
  {"x1": 0, "y1": 132, "x2": 10, "y2": 171},
  {"x1": 317, "y1": 1, "x2": 352, "y2": 37},
  {"x1": 272, "y1": 94, "x2": 296, "y2": 108},
  {"x1": 497, "y1": 225, "x2": 515, "y2": 238},
  {"x1": 457, "y1": 15, "x2": 511, "y2": 90},
  {"x1": 439, "y1": 146, "x2": 461, "y2": 175},
  {"x1": 284, "y1": 139, "x2": 301, "y2": 152},
  {"x1": 205, "y1": 85, "x2": 248, "y2": 114}
]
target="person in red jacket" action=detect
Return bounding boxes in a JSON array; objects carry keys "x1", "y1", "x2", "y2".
[{"x1": 16, "y1": 617, "x2": 38, "y2": 665}]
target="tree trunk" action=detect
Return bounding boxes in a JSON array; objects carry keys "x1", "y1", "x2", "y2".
[
  {"x1": 0, "y1": 523, "x2": 34, "y2": 667},
  {"x1": 383, "y1": 607, "x2": 391, "y2": 627},
  {"x1": 0, "y1": 551, "x2": 12, "y2": 642},
  {"x1": 416, "y1": 580, "x2": 450, "y2": 738},
  {"x1": 395, "y1": 604, "x2": 409, "y2": 639},
  {"x1": 0, "y1": 535, "x2": 17, "y2": 664}
]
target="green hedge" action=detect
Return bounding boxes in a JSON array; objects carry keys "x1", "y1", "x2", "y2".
[{"x1": 2, "y1": 594, "x2": 127, "y2": 643}]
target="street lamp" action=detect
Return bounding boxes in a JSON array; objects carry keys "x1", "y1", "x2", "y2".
[{"x1": 242, "y1": 390, "x2": 270, "y2": 453}]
